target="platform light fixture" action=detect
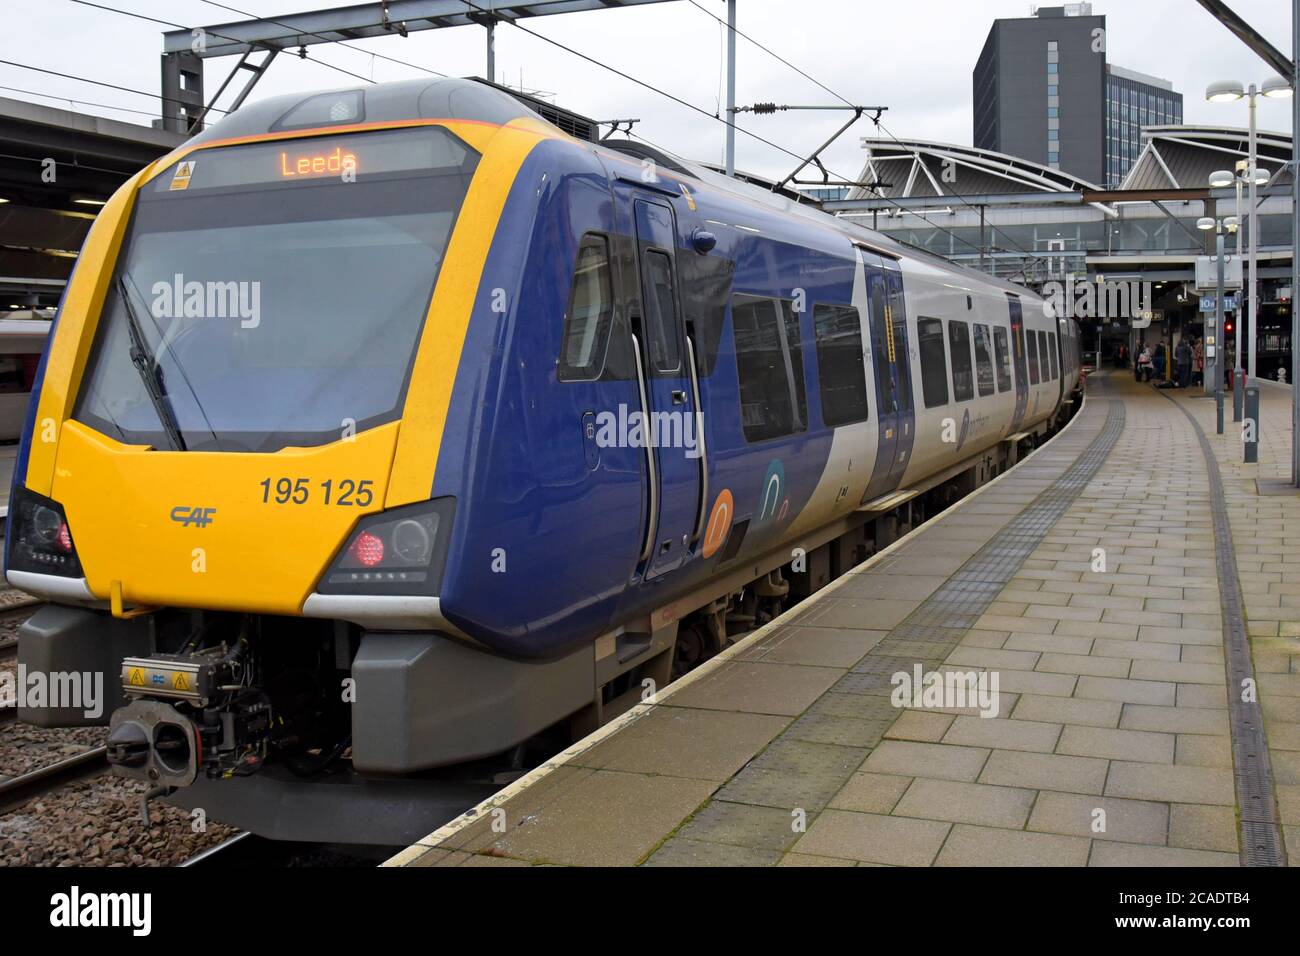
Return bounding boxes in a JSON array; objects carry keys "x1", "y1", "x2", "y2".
[{"x1": 1204, "y1": 74, "x2": 1293, "y2": 391}]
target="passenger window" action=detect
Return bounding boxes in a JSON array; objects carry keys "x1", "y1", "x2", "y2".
[
  {"x1": 814, "y1": 304, "x2": 869, "y2": 427},
  {"x1": 1038, "y1": 330, "x2": 1051, "y2": 381},
  {"x1": 917, "y1": 317, "x2": 948, "y2": 408},
  {"x1": 993, "y1": 326, "x2": 1012, "y2": 392},
  {"x1": 642, "y1": 250, "x2": 680, "y2": 372},
  {"x1": 948, "y1": 320, "x2": 974, "y2": 402},
  {"x1": 558, "y1": 234, "x2": 614, "y2": 382},
  {"x1": 732, "y1": 295, "x2": 807, "y2": 442},
  {"x1": 973, "y1": 323, "x2": 996, "y2": 397},
  {"x1": 1049, "y1": 332, "x2": 1059, "y2": 380},
  {"x1": 1026, "y1": 330, "x2": 1040, "y2": 385}
]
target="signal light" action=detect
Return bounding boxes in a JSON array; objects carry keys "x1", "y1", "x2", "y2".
[{"x1": 350, "y1": 530, "x2": 385, "y2": 568}]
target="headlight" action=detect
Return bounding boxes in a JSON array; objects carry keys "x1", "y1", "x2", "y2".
[
  {"x1": 315, "y1": 497, "x2": 454, "y2": 596},
  {"x1": 7, "y1": 485, "x2": 84, "y2": 578}
]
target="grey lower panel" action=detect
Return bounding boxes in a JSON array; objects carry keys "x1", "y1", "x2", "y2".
[
  {"x1": 17, "y1": 604, "x2": 155, "y2": 727},
  {"x1": 165, "y1": 767, "x2": 497, "y2": 845},
  {"x1": 351, "y1": 632, "x2": 595, "y2": 773}
]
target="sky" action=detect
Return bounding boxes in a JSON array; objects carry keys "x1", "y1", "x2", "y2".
[{"x1": 2, "y1": 0, "x2": 1295, "y2": 182}]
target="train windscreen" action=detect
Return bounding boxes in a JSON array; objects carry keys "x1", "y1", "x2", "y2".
[{"x1": 73, "y1": 126, "x2": 479, "y2": 452}]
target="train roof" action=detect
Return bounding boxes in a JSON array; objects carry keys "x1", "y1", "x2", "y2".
[{"x1": 194, "y1": 77, "x2": 1040, "y2": 302}]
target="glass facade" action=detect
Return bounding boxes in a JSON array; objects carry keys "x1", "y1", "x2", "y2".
[
  {"x1": 1105, "y1": 73, "x2": 1183, "y2": 188},
  {"x1": 1046, "y1": 41, "x2": 1060, "y2": 169}
]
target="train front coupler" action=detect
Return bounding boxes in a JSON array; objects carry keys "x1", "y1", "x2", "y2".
[{"x1": 105, "y1": 640, "x2": 272, "y2": 789}]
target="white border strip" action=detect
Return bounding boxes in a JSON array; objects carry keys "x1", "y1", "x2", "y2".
[{"x1": 384, "y1": 388, "x2": 1099, "y2": 866}]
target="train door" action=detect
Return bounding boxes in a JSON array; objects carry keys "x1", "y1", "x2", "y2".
[
  {"x1": 860, "y1": 256, "x2": 916, "y2": 504},
  {"x1": 631, "y1": 196, "x2": 702, "y2": 579},
  {"x1": 1006, "y1": 292, "x2": 1030, "y2": 433}
]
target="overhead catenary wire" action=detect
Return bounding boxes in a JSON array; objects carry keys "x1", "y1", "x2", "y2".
[
  {"x1": 0, "y1": 84, "x2": 163, "y2": 119},
  {"x1": 64, "y1": 0, "x2": 380, "y2": 86},
  {"x1": 691, "y1": 0, "x2": 1045, "y2": 277},
  {"x1": 449, "y1": 0, "x2": 995, "y2": 262},
  {"x1": 0, "y1": 58, "x2": 228, "y2": 115},
  {"x1": 32, "y1": 0, "x2": 1038, "y2": 273}
]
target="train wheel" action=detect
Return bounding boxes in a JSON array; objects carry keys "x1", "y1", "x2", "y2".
[{"x1": 671, "y1": 622, "x2": 718, "y2": 680}]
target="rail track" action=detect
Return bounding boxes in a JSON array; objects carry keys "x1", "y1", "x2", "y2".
[
  {"x1": 0, "y1": 595, "x2": 43, "y2": 661},
  {"x1": 0, "y1": 745, "x2": 109, "y2": 814},
  {"x1": 0, "y1": 594, "x2": 104, "y2": 814}
]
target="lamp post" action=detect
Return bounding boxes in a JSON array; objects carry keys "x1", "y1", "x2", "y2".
[
  {"x1": 1198, "y1": 212, "x2": 1239, "y2": 436},
  {"x1": 1206, "y1": 77, "x2": 1293, "y2": 395},
  {"x1": 1209, "y1": 168, "x2": 1242, "y2": 419}
]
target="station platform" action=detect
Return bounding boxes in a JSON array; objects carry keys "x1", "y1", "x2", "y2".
[{"x1": 388, "y1": 371, "x2": 1299, "y2": 867}]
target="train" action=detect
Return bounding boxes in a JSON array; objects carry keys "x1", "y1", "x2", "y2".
[
  {"x1": 0, "y1": 314, "x2": 50, "y2": 445},
  {"x1": 7, "y1": 78, "x2": 1080, "y2": 842}
]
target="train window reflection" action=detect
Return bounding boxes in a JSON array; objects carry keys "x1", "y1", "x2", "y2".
[
  {"x1": 813, "y1": 303, "x2": 868, "y2": 427},
  {"x1": 732, "y1": 294, "x2": 807, "y2": 442},
  {"x1": 993, "y1": 326, "x2": 1012, "y2": 392},
  {"x1": 917, "y1": 317, "x2": 948, "y2": 409},
  {"x1": 948, "y1": 320, "x2": 974, "y2": 402},
  {"x1": 558, "y1": 234, "x2": 614, "y2": 382},
  {"x1": 642, "y1": 250, "x2": 681, "y2": 373},
  {"x1": 973, "y1": 323, "x2": 996, "y2": 397}
]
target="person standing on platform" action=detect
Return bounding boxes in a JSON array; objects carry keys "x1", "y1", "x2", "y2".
[
  {"x1": 1137, "y1": 345, "x2": 1153, "y2": 381},
  {"x1": 1194, "y1": 337, "x2": 1205, "y2": 386},
  {"x1": 1153, "y1": 340, "x2": 1166, "y2": 381},
  {"x1": 1175, "y1": 336, "x2": 1193, "y2": 388}
]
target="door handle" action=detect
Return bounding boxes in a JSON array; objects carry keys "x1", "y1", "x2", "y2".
[
  {"x1": 685, "y1": 336, "x2": 709, "y2": 547},
  {"x1": 630, "y1": 334, "x2": 659, "y2": 564},
  {"x1": 671, "y1": 389, "x2": 688, "y2": 405}
]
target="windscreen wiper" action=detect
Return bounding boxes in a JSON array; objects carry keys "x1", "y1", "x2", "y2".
[{"x1": 117, "y1": 274, "x2": 187, "y2": 452}]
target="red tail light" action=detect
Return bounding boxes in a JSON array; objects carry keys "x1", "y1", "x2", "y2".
[{"x1": 350, "y1": 531, "x2": 385, "y2": 567}]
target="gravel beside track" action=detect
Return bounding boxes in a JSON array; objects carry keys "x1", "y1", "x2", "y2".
[{"x1": 0, "y1": 595, "x2": 241, "y2": 866}]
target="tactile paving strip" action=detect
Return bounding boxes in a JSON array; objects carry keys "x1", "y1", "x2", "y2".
[
  {"x1": 875, "y1": 392, "x2": 1126, "y2": 659},
  {"x1": 1160, "y1": 392, "x2": 1286, "y2": 867}
]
